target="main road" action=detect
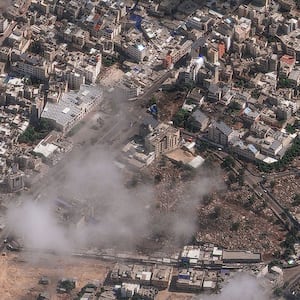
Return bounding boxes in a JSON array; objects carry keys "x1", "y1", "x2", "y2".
[{"x1": 21, "y1": 70, "x2": 172, "y2": 200}]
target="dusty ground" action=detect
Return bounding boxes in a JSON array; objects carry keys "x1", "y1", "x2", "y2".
[
  {"x1": 156, "y1": 290, "x2": 194, "y2": 300},
  {"x1": 153, "y1": 91, "x2": 186, "y2": 122},
  {"x1": 146, "y1": 158, "x2": 284, "y2": 258},
  {"x1": 98, "y1": 65, "x2": 124, "y2": 87},
  {"x1": 197, "y1": 184, "x2": 284, "y2": 258},
  {"x1": 0, "y1": 252, "x2": 112, "y2": 300},
  {"x1": 272, "y1": 174, "x2": 300, "y2": 217}
]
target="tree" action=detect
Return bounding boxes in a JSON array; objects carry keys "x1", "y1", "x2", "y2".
[
  {"x1": 230, "y1": 222, "x2": 240, "y2": 231},
  {"x1": 18, "y1": 126, "x2": 38, "y2": 144},
  {"x1": 273, "y1": 287, "x2": 283, "y2": 297},
  {"x1": 203, "y1": 194, "x2": 213, "y2": 206},
  {"x1": 228, "y1": 172, "x2": 237, "y2": 184},
  {"x1": 173, "y1": 109, "x2": 190, "y2": 128},
  {"x1": 270, "y1": 181, "x2": 276, "y2": 189},
  {"x1": 251, "y1": 89, "x2": 261, "y2": 99},
  {"x1": 197, "y1": 141, "x2": 209, "y2": 152},
  {"x1": 238, "y1": 169, "x2": 245, "y2": 186},
  {"x1": 292, "y1": 194, "x2": 300, "y2": 206},
  {"x1": 286, "y1": 124, "x2": 296, "y2": 134},
  {"x1": 210, "y1": 206, "x2": 221, "y2": 219},
  {"x1": 31, "y1": 40, "x2": 44, "y2": 55},
  {"x1": 244, "y1": 195, "x2": 255, "y2": 209},
  {"x1": 229, "y1": 101, "x2": 241, "y2": 111},
  {"x1": 18, "y1": 119, "x2": 54, "y2": 144},
  {"x1": 278, "y1": 76, "x2": 293, "y2": 88},
  {"x1": 149, "y1": 96, "x2": 157, "y2": 106},
  {"x1": 154, "y1": 174, "x2": 162, "y2": 184},
  {"x1": 221, "y1": 156, "x2": 235, "y2": 170}
]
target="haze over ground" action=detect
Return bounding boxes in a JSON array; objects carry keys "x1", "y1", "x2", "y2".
[{"x1": 6, "y1": 145, "x2": 221, "y2": 253}]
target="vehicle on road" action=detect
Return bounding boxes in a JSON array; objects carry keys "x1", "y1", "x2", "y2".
[{"x1": 6, "y1": 240, "x2": 20, "y2": 251}]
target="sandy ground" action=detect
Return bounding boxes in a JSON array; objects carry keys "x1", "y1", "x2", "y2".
[
  {"x1": 0, "y1": 252, "x2": 112, "y2": 300},
  {"x1": 156, "y1": 290, "x2": 195, "y2": 300}
]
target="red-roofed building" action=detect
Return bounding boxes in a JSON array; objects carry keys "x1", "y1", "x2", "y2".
[
  {"x1": 280, "y1": 54, "x2": 295, "y2": 76},
  {"x1": 218, "y1": 42, "x2": 225, "y2": 59},
  {"x1": 280, "y1": 54, "x2": 295, "y2": 65}
]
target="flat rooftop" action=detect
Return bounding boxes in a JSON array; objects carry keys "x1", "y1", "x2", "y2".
[{"x1": 222, "y1": 250, "x2": 261, "y2": 262}]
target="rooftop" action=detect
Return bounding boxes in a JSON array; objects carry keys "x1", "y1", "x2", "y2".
[{"x1": 41, "y1": 85, "x2": 102, "y2": 129}]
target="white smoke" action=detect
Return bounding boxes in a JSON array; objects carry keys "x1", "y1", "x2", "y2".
[
  {"x1": 195, "y1": 274, "x2": 270, "y2": 300},
  {"x1": 6, "y1": 146, "x2": 222, "y2": 252},
  {"x1": 6, "y1": 201, "x2": 70, "y2": 252}
]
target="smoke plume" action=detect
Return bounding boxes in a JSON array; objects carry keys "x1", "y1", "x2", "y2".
[
  {"x1": 6, "y1": 201, "x2": 70, "y2": 252},
  {"x1": 195, "y1": 274, "x2": 270, "y2": 300},
  {"x1": 6, "y1": 145, "x2": 222, "y2": 252}
]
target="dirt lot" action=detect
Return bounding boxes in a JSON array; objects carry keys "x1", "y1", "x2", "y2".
[
  {"x1": 156, "y1": 290, "x2": 194, "y2": 300},
  {"x1": 0, "y1": 252, "x2": 112, "y2": 300},
  {"x1": 98, "y1": 65, "x2": 124, "y2": 87},
  {"x1": 153, "y1": 91, "x2": 186, "y2": 122},
  {"x1": 146, "y1": 158, "x2": 284, "y2": 259}
]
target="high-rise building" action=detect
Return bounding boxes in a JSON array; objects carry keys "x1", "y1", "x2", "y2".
[
  {"x1": 163, "y1": 53, "x2": 173, "y2": 69},
  {"x1": 207, "y1": 48, "x2": 218, "y2": 64},
  {"x1": 144, "y1": 123, "x2": 180, "y2": 158},
  {"x1": 208, "y1": 121, "x2": 235, "y2": 146},
  {"x1": 218, "y1": 42, "x2": 226, "y2": 59}
]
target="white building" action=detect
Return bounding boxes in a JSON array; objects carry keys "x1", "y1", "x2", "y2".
[
  {"x1": 12, "y1": 53, "x2": 51, "y2": 80},
  {"x1": 74, "y1": 54, "x2": 102, "y2": 83},
  {"x1": 41, "y1": 85, "x2": 103, "y2": 133},
  {"x1": 0, "y1": 16, "x2": 8, "y2": 33},
  {"x1": 121, "y1": 283, "x2": 140, "y2": 298},
  {"x1": 64, "y1": 71, "x2": 85, "y2": 90},
  {"x1": 124, "y1": 43, "x2": 147, "y2": 62}
]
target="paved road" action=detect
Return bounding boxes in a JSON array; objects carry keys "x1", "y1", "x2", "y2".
[
  {"x1": 137, "y1": 70, "x2": 171, "y2": 101},
  {"x1": 19, "y1": 69, "x2": 172, "y2": 202},
  {"x1": 284, "y1": 265, "x2": 300, "y2": 285},
  {"x1": 94, "y1": 70, "x2": 172, "y2": 149},
  {"x1": 266, "y1": 168, "x2": 300, "y2": 179}
]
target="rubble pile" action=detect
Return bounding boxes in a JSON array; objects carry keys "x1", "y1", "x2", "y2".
[{"x1": 273, "y1": 174, "x2": 300, "y2": 216}]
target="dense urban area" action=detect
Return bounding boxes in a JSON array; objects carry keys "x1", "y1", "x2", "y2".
[{"x1": 0, "y1": 0, "x2": 299, "y2": 299}]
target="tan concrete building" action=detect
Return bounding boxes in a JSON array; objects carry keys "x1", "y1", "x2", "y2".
[{"x1": 144, "y1": 123, "x2": 180, "y2": 158}]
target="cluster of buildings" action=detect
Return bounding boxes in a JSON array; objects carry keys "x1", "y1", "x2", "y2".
[
  {"x1": 92, "y1": 242, "x2": 262, "y2": 298},
  {"x1": 120, "y1": 117, "x2": 180, "y2": 169},
  {"x1": 103, "y1": 241, "x2": 262, "y2": 297},
  {"x1": 0, "y1": 75, "x2": 41, "y2": 192},
  {"x1": 110, "y1": 263, "x2": 172, "y2": 290},
  {"x1": 34, "y1": 241, "x2": 285, "y2": 300},
  {"x1": 0, "y1": 0, "x2": 298, "y2": 184},
  {"x1": 162, "y1": 1, "x2": 300, "y2": 165},
  {"x1": 180, "y1": 245, "x2": 261, "y2": 267},
  {"x1": 120, "y1": 115, "x2": 205, "y2": 170},
  {"x1": 203, "y1": 119, "x2": 296, "y2": 163},
  {"x1": 0, "y1": 0, "x2": 111, "y2": 188}
]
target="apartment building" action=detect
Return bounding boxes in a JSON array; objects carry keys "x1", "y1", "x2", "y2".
[
  {"x1": 144, "y1": 123, "x2": 180, "y2": 158},
  {"x1": 208, "y1": 121, "x2": 235, "y2": 146}
]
